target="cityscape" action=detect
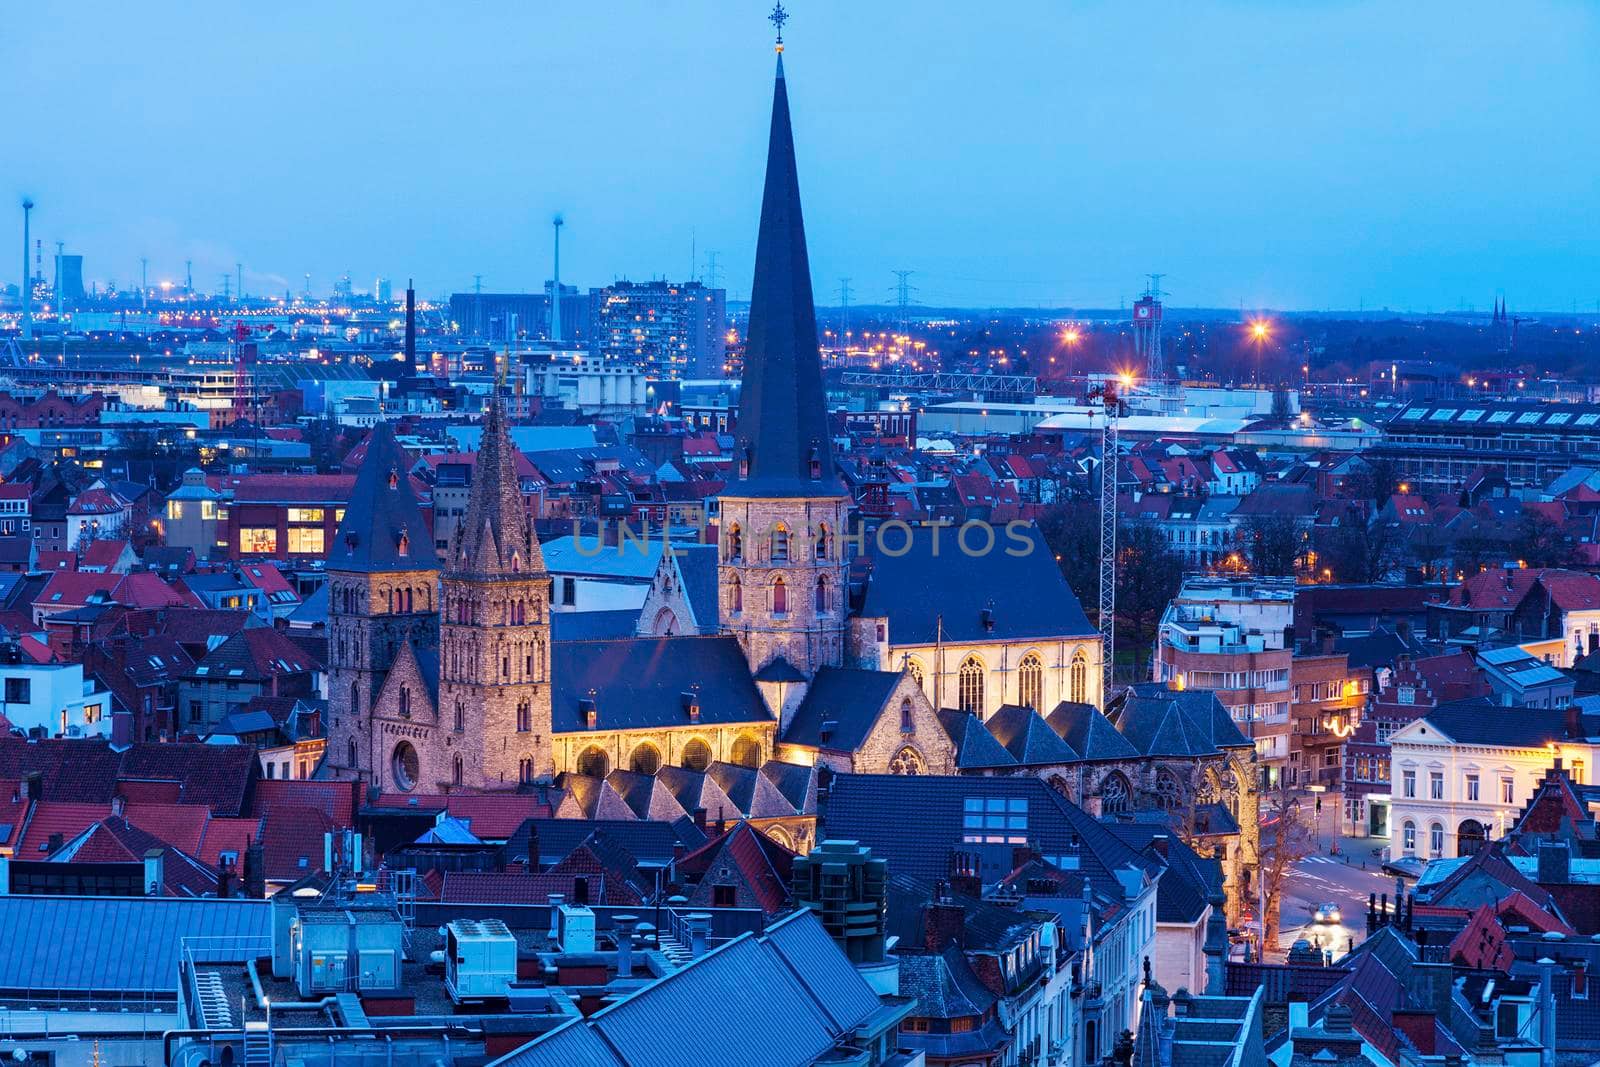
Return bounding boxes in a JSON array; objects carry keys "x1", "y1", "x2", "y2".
[{"x1": 3, "y1": 4, "x2": 1598, "y2": 1067}]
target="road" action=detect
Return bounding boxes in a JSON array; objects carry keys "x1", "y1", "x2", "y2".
[{"x1": 1277, "y1": 839, "x2": 1402, "y2": 959}]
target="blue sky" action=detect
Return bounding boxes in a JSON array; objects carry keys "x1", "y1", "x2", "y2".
[{"x1": 7, "y1": 1, "x2": 1598, "y2": 311}]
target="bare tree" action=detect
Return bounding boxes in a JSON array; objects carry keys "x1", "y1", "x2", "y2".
[{"x1": 1257, "y1": 779, "x2": 1317, "y2": 953}]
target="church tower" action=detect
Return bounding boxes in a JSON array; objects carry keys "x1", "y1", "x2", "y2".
[
  {"x1": 325, "y1": 422, "x2": 440, "y2": 782},
  {"x1": 718, "y1": 34, "x2": 851, "y2": 705},
  {"x1": 436, "y1": 398, "x2": 553, "y2": 788}
]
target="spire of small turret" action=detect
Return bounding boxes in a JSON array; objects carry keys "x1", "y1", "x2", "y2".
[
  {"x1": 451, "y1": 397, "x2": 543, "y2": 577},
  {"x1": 732, "y1": 9, "x2": 844, "y2": 499}
]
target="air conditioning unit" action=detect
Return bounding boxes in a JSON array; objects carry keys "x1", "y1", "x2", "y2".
[
  {"x1": 444, "y1": 918, "x2": 517, "y2": 1003},
  {"x1": 557, "y1": 903, "x2": 596, "y2": 954}
]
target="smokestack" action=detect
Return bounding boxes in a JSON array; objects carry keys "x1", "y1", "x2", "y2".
[
  {"x1": 20, "y1": 199, "x2": 33, "y2": 342},
  {"x1": 405, "y1": 279, "x2": 416, "y2": 366},
  {"x1": 550, "y1": 216, "x2": 564, "y2": 342}
]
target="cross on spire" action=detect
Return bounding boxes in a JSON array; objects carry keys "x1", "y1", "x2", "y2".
[{"x1": 769, "y1": 2, "x2": 789, "y2": 51}]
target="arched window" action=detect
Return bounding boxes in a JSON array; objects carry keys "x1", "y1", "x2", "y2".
[
  {"x1": 814, "y1": 574, "x2": 829, "y2": 613},
  {"x1": 1402, "y1": 820, "x2": 1417, "y2": 853},
  {"x1": 1429, "y1": 822, "x2": 1445, "y2": 858},
  {"x1": 1154, "y1": 768, "x2": 1183, "y2": 810},
  {"x1": 1018, "y1": 651, "x2": 1043, "y2": 711},
  {"x1": 346, "y1": 738, "x2": 357, "y2": 769},
  {"x1": 454, "y1": 701, "x2": 464, "y2": 732},
  {"x1": 404, "y1": 587, "x2": 413, "y2": 613},
  {"x1": 398, "y1": 686, "x2": 411, "y2": 717},
  {"x1": 730, "y1": 734, "x2": 762, "y2": 768},
  {"x1": 519, "y1": 758, "x2": 534, "y2": 785},
  {"x1": 771, "y1": 577, "x2": 788, "y2": 615},
  {"x1": 682, "y1": 738, "x2": 713, "y2": 772},
  {"x1": 1070, "y1": 649, "x2": 1089, "y2": 705},
  {"x1": 900, "y1": 698, "x2": 915, "y2": 733},
  {"x1": 576, "y1": 747, "x2": 609, "y2": 778},
  {"x1": 630, "y1": 743, "x2": 661, "y2": 775},
  {"x1": 516, "y1": 701, "x2": 530, "y2": 732},
  {"x1": 1457, "y1": 819, "x2": 1486, "y2": 856},
  {"x1": 349, "y1": 681, "x2": 360, "y2": 718},
  {"x1": 452, "y1": 755, "x2": 463, "y2": 786},
  {"x1": 725, "y1": 522, "x2": 742, "y2": 562},
  {"x1": 1101, "y1": 772, "x2": 1131, "y2": 814},
  {"x1": 729, "y1": 574, "x2": 743, "y2": 615},
  {"x1": 771, "y1": 523, "x2": 789, "y2": 562},
  {"x1": 814, "y1": 522, "x2": 830, "y2": 560},
  {"x1": 889, "y1": 746, "x2": 925, "y2": 775},
  {"x1": 391, "y1": 742, "x2": 420, "y2": 792},
  {"x1": 958, "y1": 656, "x2": 985, "y2": 714}
]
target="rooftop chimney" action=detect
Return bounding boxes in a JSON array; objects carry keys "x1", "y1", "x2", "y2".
[
  {"x1": 613, "y1": 913, "x2": 639, "y2": 977},
  {"x1": 144, "y1": 848, "x2": 164, "y2": 897},
  {"x1": 1567, "y1": 701, "x2": 1584, "y2": 740},
  {"x1": 1538, "y1": 840, "x2": 1572, "y2": 885}
]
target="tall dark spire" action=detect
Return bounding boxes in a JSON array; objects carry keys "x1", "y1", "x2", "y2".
[
  {"x1": 451, "y1": 397, "x2": 542, "y2": 577},
  {"x1": 328, "y1": 422, "x2": 433, "y2": 573},
  {"x1": 731, "y1": 46, "x2": 843, "y2": 498}
]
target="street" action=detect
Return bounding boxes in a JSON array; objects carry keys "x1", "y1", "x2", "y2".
[{"x1": 1277, "y1": 835, "x2": 1398, "y2": 959}]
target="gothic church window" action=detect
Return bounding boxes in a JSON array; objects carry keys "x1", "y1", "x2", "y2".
[
  {"x1": 771, "y1": 523, "x2": 790, "y2": 562},
  {"x1": 452, "y1": 755, "x2": 463, "y2": 786},
  {"x1": 1101, "y1": 772, "x2": 1131, "y2": 814},
  {"x1": 391, "y1": 742, "x2": 420, "y2": 792},
  {"x1": 730, "y1": 574, "x2": 742, "y2": 614},
  {"x1": 455, "y1": 701, "x2": 464, "y2": 732},
  {"x1": 815, "y1": 575, "x2": 829, "y2": 613},
  {"x1": 889, "y1": 746, "x2": 925, "y2": 775},
  {"x1": 1018, "y1": 652, "x2": 1043, "y2": 711},
  {"x1": 399, "y1": 686, "x2": 411, "y2": 717},
  {"x1": 772, "y1": 577, "x2": 788, "y2": 615},
  {"x1": 1154, "y1": 769, "x2": 1183, "y2": 809},
  {"x1": 682, "y1": 738, "x2": 713, "y2": 772},
  {"x1": 577, "y1": 746, "x2": 609, "y2": 778},
  {"x1": 726, "y1": 523, "x2": 742, "y2": 562},
  {"x1": 901, "y1": 699, "x2": 915, "y2": 733},
  {"x1": 959, "y1": 656, "x2": 985, "y2": 714},
  {"x1": 517, "y1": 701, "x2": 530, "y2": 732},
  {"x1": 630, "y1": 743, "x2": 661, "y2": 775},
  {"x1": 1070, "y1": 650, "x2": 1088, "y2": 705},
  {"x1": 815, "y1": 522, "x2": 830, "y2": 560},
  {"x1": 730, "y1": 734, "x2": 762, "y2": 768},
  {"x1": 347, "y1": 738, "x2": 357, "y2": 768}
]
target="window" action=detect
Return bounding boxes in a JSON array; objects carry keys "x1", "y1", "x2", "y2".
[
  {"x1": 814, "y1": 574, "x2": 829, "y2": 613},
  {"x1": 286, "y1": 507, "x2": 325, "y2": 523},
  {"x1": 1070, "y1": 650, "x2": 1088, "y2": 705},
  {"x1": 1101, "y1": 772, "x2": 1131, "y2": 814},
  {"x1": 771, "y1": 577, "x2": 788, "y2": 615},
  {"x1": 1154, "y1": 769, "x2": 1183, "y2": 810},
  {"x1": 725, "y1": 522, "x2": 742, "y2": 561},
  {"x1": 189, "y1": 700, "x2": 202, "y2": 723},
  {"x1": 347, "y1": 738, "x2": 357, "y2": 767},
  {"x1": 730, "y1": 735, "x2": 762, "y2": 768},
  {"x1": 166, "y1": 501, "x2": 184, "y2": 520},
  {"x1": 239, "y1": 527, "x2": 277, "y2": 554},
  {"x1": 1018, "y1": 652, "x2": 1043, "y2": 711},
  {"x1": 1430, "y1": 771, "x2": 1444, "y2": 800},
  {"x1": 1403, "y1": 820, "x2": 1417, "y2": 852},
  {"x1": 398, "y1": 686, "x2": 411, "y2": 717},
  {"x1": 576, "y1": 746, "x2": 609, "y2": 778},
  {"x1": 889, "y1": 746, "x2": 925, "y2": 775},
  {"x1": 287, "y1": 527, "x2": 324, "y2": 554},
  {"x1": 729, "y1": 574, "x2": 742, "y2": 614},
  {"x1": 452, "y1": 755, "x2": 463, "y2": 786},
  {"x1": 630, "y1": 743, "x2": 661, "y2": 775},
  {"x1": 561, "y1": 577, "x2": 576, "y2": 606},
  {"x1": 1501, "y1": 776, "x2": 1514, "y2": 804},
  {"x1": 1397, "y1": 685, "x2": 1415, "y2": 704},
  {"x1": 455, "y1": 700, "x2": 464, "y2": 731},
  {"x1": 1429, "y1": 823, "x2": 1444, "y2": 857},
  {"x1": 770, "y1": 523, "x2": 789, "y2": 562},
  {"x1": 3, "y1": 677, "x2": 30, "y2": 704},
  {"x1": 962, "y1": 796, "x2": 1028, "y2": 844},
  {"x1": 516, "y1": 701, "x2": 530, "y2": 732},
  {"x1": 1465, "y1": 774, "x2": 1479, "y2": 801},
  {"x1": 814, "y1": 522, "x2": 830, "y2": 560},
  {"x1": 1402, "y1": 769, "x2": 1416, "y2": 798},
  {"x1": 1575, "y1": 759, "x2": 1587, "y2": 785},
  {"x1": 959, "y1": 656, "x2": 985, "y2": 714},
  {"x1": 682, "y1": 738, "x2": 712, "y2": 772},
  {"x1": 900, "y1": 698, "x2": 915, "y2": 733},
  {"x1": 713, "y1": 884, "x2": 737, "y2": 908}
]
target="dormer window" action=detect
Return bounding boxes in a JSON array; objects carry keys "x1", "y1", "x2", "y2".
[
  {"x1": 808, "y1": 444, "x2": 822, "y2": 479},
  {"x1": 397, "y1": 529, "x2": 409, "y2": 557},
  {"x1": 388, "y1": 469, "x2": 399, "y2": 489}
]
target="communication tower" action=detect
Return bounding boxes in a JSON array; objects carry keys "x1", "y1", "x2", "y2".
[{"x1": 1133, "y1": 273, "x2": 1166, "y2": 379}]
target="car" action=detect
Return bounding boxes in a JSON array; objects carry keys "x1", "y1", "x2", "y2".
[{"x1": 1313, "y1": 903, "x2": 1341, "y2": 924}]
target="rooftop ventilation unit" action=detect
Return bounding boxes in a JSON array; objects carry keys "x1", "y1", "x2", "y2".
[{"x1": 444, "y1": 918, "x2": 517, "y2": 1003}]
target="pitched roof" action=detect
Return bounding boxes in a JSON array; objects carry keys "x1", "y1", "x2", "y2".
[
  {"x1": 325, "y1": 421, "x2": 435, "y2": 574},
  {"x1": 1420, "y1": 697, "x2": 1594, "y2": 748},
  {"x1": 677, "y1": 821, "x2": 795, "y2": 915},
  {"x1": 781, "y1": 666, "x2": 902, "y2": 750},
  {"x1": 935, "y1": 708, "x2": 1018, "y2": 769},
  {"x1": 192, "y1": 627, "x2": 320, "y2": 681},
  {"x1": 1045, "y1": 701, "x2": 1141, "y2": 761},
  {"x1": 983, "y1": 704, "x2": 1081, "y2": 764},
  {"x1": 1109, "y1": 684, "x2": 1252, "y2": 757},
  {"x1": 550, "y1": 636, "x2": 770, "y2": 734},
  {"x1": 860, "y1": 522, "x2": 1094, "y2": 644},
  {"x1": 450, "y1": 399, "x2": 543, "y2": 578},
  {"x1": 727, "y1": 56, "x2": 843, "y2": 500}
]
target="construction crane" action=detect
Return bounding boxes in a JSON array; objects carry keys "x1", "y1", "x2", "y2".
[
  {"x1": 1092, "y1": 378, "x2": 1128, "y2": 704},
  {"x1": 231, "y1": 320, "x2": 256, "y2": 425}
]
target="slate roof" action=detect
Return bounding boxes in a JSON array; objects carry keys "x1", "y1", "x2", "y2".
[
  {"x1": 190, "y1": 627, "x2": 320, "y2": 682},
  {"x1": 897, "y1": 943, "x2": 999, "y2": 1018},
  {"x1": 1046, "y1": 700, "x2": 1141, "y2": 761},
  {"x1": 1422, "y1": 697, "x2": 1596, "y2": 747},
  {"x1": 451, "y1": 398, "x2": 543, "y2": 578},
  {"x1": 1101, "y1": 823, "x2": 1223, "y2": 924},
  {"x1": 673, "y1": 544, "x2": 720, "y2": 631},
  {"x1": 1109, "y1": 684, "x2": 1252, "y2": 757},
  {"x1": 550, "y1": 636, "x2": 770, "y2": 734},
  {"x1": 984, "y1": 704, "x2": 1081, "y2": 765},
  {"x1": 936, "y1": 708, "x2": 1019, "y2": 769},
  {"x1": 325, "y1": 421, "x2": 435, "y2": 574},
  {"x1": 502, "y1": 816, "x2": 705, "y2": 869},
  {"x1": 780, "y1": 666, "x2": 901, "y2": 749},
  {"x1": 860, "y1": 522, "x2": 1095, "y2": 644},
  {"x1": 549, "y1": 609, "x2": 642, "y2": 642},
  {"x1": 727, "y1": 55, "x2": 844, "y2": 501}
]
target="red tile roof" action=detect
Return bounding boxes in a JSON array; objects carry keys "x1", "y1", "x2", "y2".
[
  {"x1": 18, "y1": 800, "x2": 114, "y2": 856},
  {"x1": 0, "y1": 779, "x2": 27, "y2": 851},
  {"x1": 35, "y1": 551, "x2": 76, "y2": 572},
  {"x1": 251, "y1": 778, "x2": 358, "y2": 827},
  {"x1": 113, "y1": 571, "x2": 199, "y2": 610},
  {"x1": 123, "y1": 801, "x2": 212, "y2": 853},
  {"x1": 198, "y1": 816, "x2": 264, "y2": 872},
  {"x1": 81, "y1": 540, "x2": 132, "y2": 570},
  {"x1": 35, "y1": 571, "x2": 117, "y2": 610},
  {"x1": 259, "y1": 804, "x2": 333, "y2": 881}
]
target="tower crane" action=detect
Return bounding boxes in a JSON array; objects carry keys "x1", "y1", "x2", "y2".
[{"x1": 1091, "y1": 378, "x2": 1128, "y2": 704}]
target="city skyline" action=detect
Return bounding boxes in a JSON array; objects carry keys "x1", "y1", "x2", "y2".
[{"x1": 8, "y1": 1, "x2": 1599, "y2": 311}]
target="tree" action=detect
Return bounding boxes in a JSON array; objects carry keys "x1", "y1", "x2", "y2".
[
  {"x1": 1038, "y1": 500, "x2": 1103, "y2": 624},
  {"x1": 1115, "y1": 521, "x2": 1184, "y2": 680},
  {"x1": 1320, "y1": 520, "x2": 1403, "y2": 584},
  {"x1": 1257, "y1": 779, "x2": 1317, "y2": 954},
  {"x1": 1242, "y1": 516, "x2": 1301, "y2": 577},
  {"x1": 1349, "y1": 455, "x2": 1400, "y2": 507},
  {"x1": 1512, "y1": 512, "x2": 1576, "y2": 568}
]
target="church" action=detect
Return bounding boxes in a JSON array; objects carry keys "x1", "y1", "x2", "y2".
[{"x1": 321, "y1": 41, "x2": 1106, "y2": 811}]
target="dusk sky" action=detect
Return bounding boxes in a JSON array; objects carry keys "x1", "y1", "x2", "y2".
[{"x1": 8, "y1": 1, "x2": 1598, "y2": 312}]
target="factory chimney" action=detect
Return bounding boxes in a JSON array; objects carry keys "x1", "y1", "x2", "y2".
[
  {"x1": 550, "y1": 215, "x2": 564, "y2": 343},
  {"x1": 404, "y1": 279, "x2": 416, "y2": 366},
  {"x1": 19, "y1": 199, "x2": 33, "y2": 342}
]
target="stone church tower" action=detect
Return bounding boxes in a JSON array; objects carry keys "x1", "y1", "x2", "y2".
[
  {"x1": 719, "y1": 52, "x2": 851, "y2": 719},
  {"x1": 324, "y1": 422, "x2": 440, "y2": 783},
  {"x1": 437, "y1": 398, "x2": 553, "y2": 789}
]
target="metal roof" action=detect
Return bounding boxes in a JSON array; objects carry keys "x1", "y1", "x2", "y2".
[{"x1": 0, "y1": 896, "x2": 271, "y2": 994}]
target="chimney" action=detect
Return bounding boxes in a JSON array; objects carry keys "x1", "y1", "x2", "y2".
[
  {"x1": 819, "y1": 720, "x2": 837, "y2": 746},
  {"x1": 216, "y1": 860, "x2": 232, "y2": 899},
  {"x1": 243, "y1": 841, "x2": 265, "y2": 898},
  {"x1": 692, "y1": 807, "x2": 707, "y2": 834},
  {"x1": 1150, "y1": 833, "x2": 1170, "y2": 858},
  {"x1": 1538, "y1": 840, "x2": 1572, "y2": 885},
  {"x1": 924, "y1": 899, "x2": 966, "y2": 952},
  {"x1": 613, "y1": 913, "x2": 639, "y2": 977},
  {"x1": 1567, "y1": 701, "x2": 1584, "y2": 740},
  {"x1": 948, "y1": 851, "x2": 981, "y2": 899},
  {"x1": 681, "y1": 690, "x2": 700, "y2": 723},
  {"x1": 686, "y1": 911, "x2": 711, "y2": 957},
  {"x1": 46, "y1": 832, "x2": 64, "y2": 856},
  {"x1": 404, "y1": 280, "x2": 416, "y2": 366},
  {"x1": 144, "y1": 848, "x2": 165, "y2": 896},
  {"x1": 24, "y1": 771, "x2": 42, "y2": 802}
]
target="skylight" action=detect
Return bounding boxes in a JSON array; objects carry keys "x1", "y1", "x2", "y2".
[
  {"x1": 1487, "y1": 411, "x2": 1514, "y2": 424},
  {"x1": 1428, "y1": 409, "x2": 1458, "y2": 421},
  {"x1": 1516, "y1": 412, "x2": 1544, "y2": 425},
  {"x1": 1458, "y1": 410, "x2": 1486, "y2": 422},
  {"x1": 1402, "y1": 408, "x2": 1429, "y2": 420}
]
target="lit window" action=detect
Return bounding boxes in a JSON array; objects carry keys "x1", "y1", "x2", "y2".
[
  {"x1": 239, "y1": 527, "x2": 277, "y2": 554},
  {"x1": 287, "y1": 528, "x2": 324, "y2": 554},
  {"x1": 287, "y1": 507, "x2": 325, "y2": 523}
]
